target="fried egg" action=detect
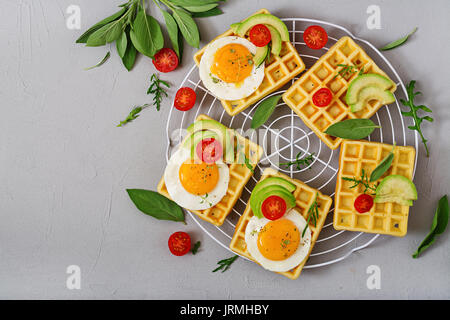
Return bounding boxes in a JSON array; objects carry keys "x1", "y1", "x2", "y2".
[
  {"x1": 199, "y1": 36, "x2": 265, "y2": 100},
  {"x1": 164, "y1": 147, "x2": 229, "y2": 211},
  {"x1": 245, "y1": 208, "x2": 311, "y2": 272}
]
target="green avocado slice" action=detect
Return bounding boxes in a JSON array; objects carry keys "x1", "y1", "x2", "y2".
[
  {"x1": 374, "y1": 175, "x2": 417, "y2": 206},
  {"x1": 346, "y1": 74, "x2": 394, "y2": 104},
  {"x1": 236, "y1": 14, "x2": 290, "y2": 42},
  {"x1": 251, "y1": 185, "x2": 296, "y2": 218},
  {"x1": 253, "y1": 45, "x2": 269, "y2": 67},
  {"x1": 349, "y1": 85, "x2": 395, "y2": 112}
]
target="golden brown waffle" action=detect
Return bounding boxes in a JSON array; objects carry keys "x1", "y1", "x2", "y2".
[
  {"x1": 334, "y1": 140, "x2": 415, "y2": 236},
  {"x1": 283, "y1": 36, "x2": 397, "y2": 150},
  {"x1": 157, "y1": 114, "x2": 263, "y2": 226},
  {"x1": 193, "y1": 9, "x2": 305, "y2": 116},
  {"x1": 229, "y1": 168, "x2": 333, "y2": 279}
]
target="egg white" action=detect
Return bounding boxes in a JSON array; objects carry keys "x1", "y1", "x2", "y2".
[
  {"x1": 164, "y1": 147, "x2": 230, "y2": 211},
  {"x1": 199, "y1": 36, "x2": 265, "y2": 101},
  {"x1": 245, "y1": 208, "x2": 312, "y2": 273}
]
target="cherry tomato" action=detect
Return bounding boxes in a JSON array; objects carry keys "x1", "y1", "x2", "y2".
[
  {"x1": 168, "y1": 231, "x2": 191, "y2": 256},
  {"x1": 174, "y1": 87, "x2": 196, "y2": 111},
  {"x1": 354, "y1": 194, "x2": 374, "y2": 213},
  {"x1": 261, "y1": 195, "x2": 287, "y2": 220},
  {"x1": 152, "y1": 48, "x2": 179, "y2": 73},
  {"x1": 196, "y1": 138, "x2": 223, "y2": 164},
  {"x1": 249, "y1": 24, "x2": 272, "y2": 47},
  {"x1": 303, "y1": 25, "x2": 328, "y2": 50},
  {"x1": 312, "y1": 88, "x2": 333, "y2": 107}
]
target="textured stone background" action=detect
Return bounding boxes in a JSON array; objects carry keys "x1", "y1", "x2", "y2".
[{"x1": 1, "y1": 0, "x2": 449, "y2": 299}]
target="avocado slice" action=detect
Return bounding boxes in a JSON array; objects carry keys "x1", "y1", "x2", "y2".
[
  {"x1": 230, "y1": 23, "x2": 240, "y2": 34},
  {"x1": 236, "y1": 14, "x2": 290, "y2": 42},
  {"x1": 346, "y1": 73, "x2": 394, "y2": 105},
  {"x1": 249, "y1": 177, "x2": 296, "y2": 218},
  {"x1": 349, "y1": 85, "x2": 396, "y2": 112},
  {"x1": 251, "y1": 185, "x2": 296, "y2": 218},
  {"x1": 374, "y1": 175, "x2": 417, "y2": 206},
  {"x1": 253, "y1": 45, "x2": 269, "y2": 67},
  {"x1": 266, "y1": 25, "x2": 282, "y2": 56},
  {"x1": 186, "y1": 119, "x2": 234, "y2": 163},
  {"x1": 183, "y1": 130, "x2": 220, "y2": 159}
]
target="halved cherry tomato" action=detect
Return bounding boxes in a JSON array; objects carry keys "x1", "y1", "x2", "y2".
[
  {"x1": 261, "y1": 195, "x2": 287, "y2": 220},
  {"x1": 249, "y1": 24, "x2": 272, "y2": 47},
  {"x1": 152, "y1": 48, "x2": 179, "y2": 73},
  {"x1": 174, "y1": 87, "x2": 196, "y2": 111},
  {"x1": 168, "y1": 231, "x2": 191, "y2": 256},
  {"x1": 354, "y1": 194, "x2": 374, "y2": 213},
  {"x1": 196, "y1": 138, "x2": 223, "y2": 164},
  {"x1": 303, "y1": 25, "x2": 328, "y2": 50},
  {"x1": 312, "y1": 87, "x2": 333, "y2": 107}
]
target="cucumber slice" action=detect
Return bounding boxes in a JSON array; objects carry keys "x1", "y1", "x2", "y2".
[{"x1": 374, "y1": 175, "x2": 417, "y2": 206}]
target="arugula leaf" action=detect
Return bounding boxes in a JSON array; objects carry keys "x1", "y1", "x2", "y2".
[
  {"x1": 381, "y1": 27, "x2": 417, "y2": 51},
  {"x1": 130, "y1": 8, "x2": 164, "y2": 58},
  {"x1": 213, "y1": 255, "x2": 238, "y2": 273},
  {"x1": 161, "y1": 10, "x2": 181, "y2": 59},
  {"x1": 191, "y1": 241, "x2": 201, "y2": 255},
  {"x1": 172, "y1": 8, "x2": 200, "y2": 48},
  {"x1": 116, "y1": 31, "x2": 128, "y2": 58},
  {"x1": 400, "y1": 80, "x2": 433, "y2": 157},
  {"x1": 117, "y1": 104, "x2": 149, "y2": 127},
  {"x1": 84, "y1": 52, "x2": 111, "y2": 70},
  {"x1": 370, "y1": 144, "x2": 395, "y2": 182},
  {"x1": 324, "y1": 119, "x2": 380, "y2": 139},
  {"x1": 413, "y1": 195, "x2": 449, "y2": 258},
  {"x1": 126, "y1": 189, "x2": 186, "y2": 223},
  {"x1": 251, "y1": 94, "x2": 282, "y2": 129},
  {"x1": 191, "y1": 7, "x2": 223, "y2": 18},
  {"x1": 147, "y1": 74, "x2": 170, "y2": 111}
]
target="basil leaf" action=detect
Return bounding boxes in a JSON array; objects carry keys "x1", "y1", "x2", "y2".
[
  {"x1": 161, "y1": 10, "x2": 181, "y2": 58},
  {"x1": 116, "y1": 31, "x2": 128, "y2": 58},
  {"x1": 192, "y1": 7, "x2": 223, "y2": 18},
  {"x1": 84, "y1": 51, "x2": 111, "y2": 70},
  {"x1": 381, "y1": 27, "x2": 417, "y2": 51},
  {"x1": 324, "y1": 119, "x2": 380, "y2": 139},
  {"x1": 172, "y1": 8, "x2": 200, "y2": 48},
  {"x1": 126, "y1": 189, "x2": 185, "y2": 224},
  {"x1": 251, "y1": 95, "x2": 282, "y2": 129},
  {"x1": 76, "y1": 7, "x2": 127, "y2": 43},
  {"x1": 86, "y1": 18, "x2": 125, "y2": 47},
  {"x1": 370, "y1": 145, "x2": 395, "y2": 182},
  {"x1": 184, "y1": 3, "x2": 218, "y2": 12},
  {"x1": 122, "y1": 33, "x2": 137, "y2": 71},
  {"x1": 130, "y1": 9, "x2": 164, "y2": 58},
  {"x1": 413, "y1": 195, "x2": 449, "y2": 258}
]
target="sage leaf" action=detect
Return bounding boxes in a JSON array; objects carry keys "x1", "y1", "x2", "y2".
[
  {"x1": 86, "y1": 18, "x2": 125, "y2": 47},
  {"x1": 413, "y1": 195, "x2": 449, "y2": 258},
  {"x1": 173, "y1": 8, "x2": 200, "y2": 48},
  {"x1": 381, "y1": 27, "x2": 417, "y2": 51},
  {"x1": 169, "y1": 0, "x2": 221, "y2": 6},
  {"x1": 161, "y1": 10, "x2": 181, "y2": 58},
  {"x1": 116, "y1": 31, "x2": 128, "y2": 58},
  {"x1": 76, "y1": 7, "x2": 127, "y2": 43},
  {"x1": 251, "y1": 95, "x2": 282, "y2": 129},
  {"x1": 126, "y1": 189, "x2": 186, "y2": 224},
  {"x1": 370, "y1": 144, "x2": 395, "y2": 182},
  {"x1": 191, "y1": 7, "x2": 223, "y2": 18},
  {"x1": 324, "y1": 119, "x2": 380, "y2": 139},
  {"x1": 84, "y1": 51, "x2": 111, "y2": 70},
  {"x1": 122, "y1": 35, "x2": 137, "y2": 71},
  {"x1": 130, "y1": 9, "x2": 164, "y2": 58},
  {"x1": 185, "y1": 3, "x2": 218, "y2": 12}
]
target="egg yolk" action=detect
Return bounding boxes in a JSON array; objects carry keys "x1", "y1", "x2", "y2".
[
  {"x1": 210, "y1": 43, "x2": 253, "y2": 83},
  {"x1": 257, "y1": 219, "x2": 300, "y2": 261},
  {"x1": 179, "y1": 160, "x2": 219, "y2": 195}
]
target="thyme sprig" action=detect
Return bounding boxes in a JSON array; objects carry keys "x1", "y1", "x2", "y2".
[
  {"x1": 400, "y1": 80, "x2": 433, "y2": 157},
  {"x1": 342, "y1": 169, "x2": 377, "y2": 195},
  {"x1": 212, "y1": 255, "x2": 238, "y2": 273},
  {"x1": 302, "y1": 192, "x2": 319, "y2": 237},
  {"x1": 333, "y1": 64, "x2": 364, "y2": 80},
  {"x1": 147, "y1": 73, "x2": 170, "y2": 111},
  {"x1": 280, "y1": 152, "x2": 315, "y2": 170}
]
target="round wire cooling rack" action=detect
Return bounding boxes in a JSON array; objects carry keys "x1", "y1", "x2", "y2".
[{"x1": 164, "y1": 18, "x2": 419, "y2": 269}]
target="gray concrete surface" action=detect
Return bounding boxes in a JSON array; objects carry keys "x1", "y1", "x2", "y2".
[{"x1": 0, "y1": 0, "x2": 449, "y2": 299}]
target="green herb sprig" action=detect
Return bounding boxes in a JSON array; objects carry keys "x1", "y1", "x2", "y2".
[
  {"x1": 381, "y1": 27, "x2": 417, "y2": 51},
  {"x1": 280, "y1": 152, "x2": 315, "y2": 170},
  {"x1": 84, "y1": 51, "x2": 111, "y2": 70},
  {"x1": 400, "y1": 80, "x2": 433, "y2": 157},
  {"x1": 333, "y1": 64, "x2": 364, "y2": 80},
  {"x1": 413, "y1": 195, "x2": 449, "y2": 258},
  {"x1": 302, "y1": 192, "x2": 319, "y2": 237},
  {"x1": 147, "y1": 73, "x2": 170, "y2": 111},
  {"x1": 342, "y1": 169, "x2": 377, "y2": 195},
  {"x1": 191, "y1": 241, "x2": 201, "y2": 255},
  {"x1": 117, "y1": 104, "x2": 150, "y2": 127},
  {"x1": 213, "y1": 255, "x2": 239, "y2": 273}
]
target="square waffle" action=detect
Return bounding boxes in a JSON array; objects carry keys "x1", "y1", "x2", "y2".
[
  {"x1": 157, "y1": 114, "x2": 263, "y2": 226},
  {"x1": 229, "y1": 168, "x2": 333, "y2": 279},
  {"x1": 193, "y1": 9, "x2": 305, "y2": 116},
  {"x1": 283, "y1": 36, "x2": 397, "y2": 150},
  {"x1": 334, "y1": 140, "x2": 416, "y2": 237}
]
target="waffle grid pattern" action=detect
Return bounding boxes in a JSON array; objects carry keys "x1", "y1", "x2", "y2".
[
  {"x1": 283, "y1": 36, "x2": 397, "y2": 150},
  {"x1": 229, "y1": 168, "x2": 333, "y2": 279},
  {"x1": 334, "y1": 140, "x2": 415, "y2": 237},
  {"x1": 193, "y1": 9, "x2": 305, "y2": 116},
  {"x1": 157, "y1": 114, "x2": 263, "y2": 226}
]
